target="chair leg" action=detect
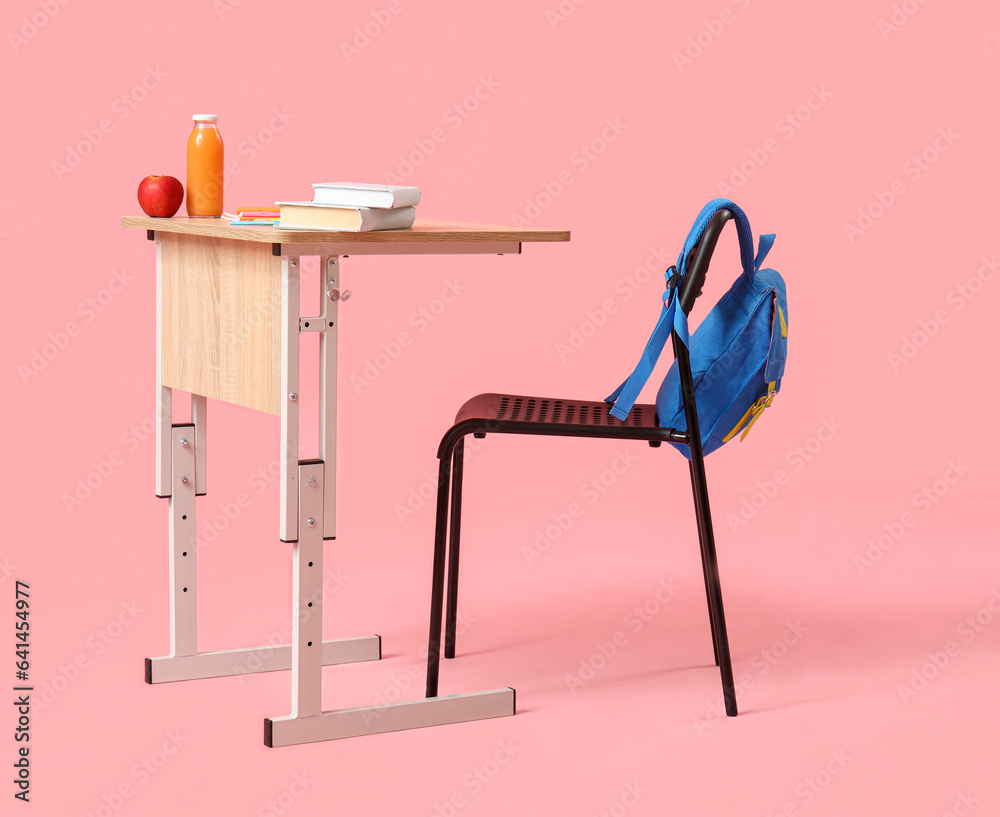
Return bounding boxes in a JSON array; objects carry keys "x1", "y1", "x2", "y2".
[
  {"x1": 672, "y1": 334, "x2": 737, "y2": 716},
  {"x1": 444, "y1": 438, "x2": 466, "y2": 659},
  {"x1": 425, "y1": 452, "x2": 453, "y2": 699},
  {"x1": 688, "y1": 451, "x2": 737, "y2": 716},
  {"x1": 689, "y1": 460, "x2": 721, "y2": 667}
]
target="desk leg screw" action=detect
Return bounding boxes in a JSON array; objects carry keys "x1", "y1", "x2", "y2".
[
  {"x1": 179, "y1": 438, "x2": 189, "y2": 448},
  {"x1": 289, "y1": 393, "x2": 298, "y2": 402},
  {"x1": 306, "y1": 517, "x2": 316, "y2": 527},
  {"x1": 307, "y1": 477, "x2": 317, "y2": 487}
]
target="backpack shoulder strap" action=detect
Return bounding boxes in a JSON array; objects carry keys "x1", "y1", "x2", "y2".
[{"x1": 605, "y1": 268, "x2": 684, "y2": 420}]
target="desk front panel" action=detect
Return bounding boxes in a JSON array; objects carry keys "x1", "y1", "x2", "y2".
[{"x1": 160, "y1": 234, "x2": 282, "y2": 415}]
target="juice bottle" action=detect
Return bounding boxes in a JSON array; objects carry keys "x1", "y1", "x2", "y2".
[{"x1": 186, "y1": 114, "x2": 224, "y2": 217}]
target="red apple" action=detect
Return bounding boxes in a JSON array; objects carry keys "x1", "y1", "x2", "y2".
[{"x1": 137, "y1": 175, "x2": 184, "y2": 218}]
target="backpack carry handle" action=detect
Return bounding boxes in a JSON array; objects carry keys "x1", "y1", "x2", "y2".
[
  {"x1": 678, "y1": 209, "x2": 733, "y2": 315},
  {"x1": 679, "y1": 199, "x2": 755, "y2": 281},
  {"x1": 678, "y1": 198, "x2": 775, "y2": 288}
]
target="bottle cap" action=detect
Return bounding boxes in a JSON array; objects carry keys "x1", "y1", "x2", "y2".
[{"x1": 192, "y1": 114, "x2": 219, "y2": 122}]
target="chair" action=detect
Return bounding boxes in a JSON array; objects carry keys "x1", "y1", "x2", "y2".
[{"x1": 425, "y1": 210, "x2": 739, "y2": 716}]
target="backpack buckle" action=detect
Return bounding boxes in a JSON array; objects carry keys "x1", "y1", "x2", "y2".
[{"x1": 663, "y1": 266, "x2": 680, "y2": 306}]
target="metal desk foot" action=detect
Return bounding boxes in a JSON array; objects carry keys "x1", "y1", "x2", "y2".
[
  {"x1": 145, "y1": 635, "x2": 381, "y2": 684},
  {"x1": 264, "y1": 688, "x2": 515, "y2": 746}
]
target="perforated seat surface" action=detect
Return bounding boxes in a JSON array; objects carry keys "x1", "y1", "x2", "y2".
[{"x1": 454, "y1": 393, "x2": 661, "y2": 429}]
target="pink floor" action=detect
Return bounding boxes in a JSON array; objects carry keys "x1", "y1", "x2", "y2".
[{"x1": 18, "y1": 415, "x2": 1000, "y2": 815}]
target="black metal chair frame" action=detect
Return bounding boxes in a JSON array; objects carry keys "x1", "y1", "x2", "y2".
[{"x1": 425, "y1": 210, "x2": 739, "y2": 717}]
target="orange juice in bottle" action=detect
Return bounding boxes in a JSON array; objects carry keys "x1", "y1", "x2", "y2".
[{"x1": 186, "y1": 114, "x2": 224, "y2": 216}]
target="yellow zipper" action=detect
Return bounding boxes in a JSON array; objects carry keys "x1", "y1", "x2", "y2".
[{"x1": 721, "y1": 381, "x2": 777, "y2": 443}]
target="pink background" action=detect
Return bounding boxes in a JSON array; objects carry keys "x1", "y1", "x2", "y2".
[{"x1": 3, "y1": 0, "x2": 999, "y2": 814}]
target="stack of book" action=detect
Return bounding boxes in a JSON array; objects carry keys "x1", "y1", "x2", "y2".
[
  {"x1": 276, "y1": 183, "x2": 420, "y2": 232},
  {"x1": 226, "y1": 207, "x2": 280, "y2": 226}
]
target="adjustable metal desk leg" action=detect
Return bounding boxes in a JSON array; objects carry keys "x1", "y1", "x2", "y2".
[
  {"x1": 147, "y1": 453, "x2": 379, "y2": 684},
  {"x1": 261, "y1": 258, "x2": 510, "y2": 745},
  {"x1": 291, "y1": 461, "x2": 327, "y2": 718},
  {"x1": 265, "y1": 452, "x2": 512, "y2": 746},
  {"x1": 192, "y1": 394, "x2": 207, "y2": 496},
  {"x1": 147, "y1": 252, "x2": 378, "y2": 686},
  {"x1": 279, "y1": 256, "x2": 301, "y2": 544},
  {"x1": 168, "y1": 425, "x2": 197, "y2": 659},
  {"x1": 153, "y1": 234, "x2": 172, "y2": 500},
  {"x1": 318, "y1": 256, "x2": 339, "y2": 541}
]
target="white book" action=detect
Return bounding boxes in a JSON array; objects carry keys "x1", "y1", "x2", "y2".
[
  {"x1": 276, "y1": 202, "x2": 416, "y2": 232},
  {"x1": 311, "y1": 182, "x2": 421, "y2": 208}
]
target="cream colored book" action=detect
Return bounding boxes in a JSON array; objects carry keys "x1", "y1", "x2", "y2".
[{"x1": 276, "y1": 202, "x2": 416, "y2": 232}]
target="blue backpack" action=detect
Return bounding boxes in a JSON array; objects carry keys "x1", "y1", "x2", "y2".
[{"x1": 606, "y1": 199, "x2": 788, "y2": 457}]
